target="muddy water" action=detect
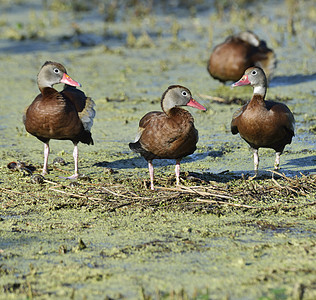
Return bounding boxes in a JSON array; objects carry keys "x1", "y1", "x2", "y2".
[{"x1": 0, "y1": 0, "x2": 315, "y2": 299}]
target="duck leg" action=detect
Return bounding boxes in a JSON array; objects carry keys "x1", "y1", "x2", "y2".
[
  {"x1": 274, "y1": 152, "x2": 281, "y2": 170},
  {"x1": 42, "y1": 142, "x2": 50, "y2": 176},
  {"x1": 73, "y1": 143, "x2": 79, "y2": 178},
  {"x1": 253, "y1": 149, "x2": 259, "y2": 175},
  {"x1": 148, "y1": 160, "x2": 154, "y2": 190},
  {"x1": 249, "y1": 148, "x2": 259, "y2": 180},
  {"x1": 68, "y1": 143, "x2": 79, "y2": 179},
  {"x1": 175, "y1": 159, "x2": 181, "y2": 186},
  {"x1": 60, "y1": 143, "x2": 79, "y2": 179}
]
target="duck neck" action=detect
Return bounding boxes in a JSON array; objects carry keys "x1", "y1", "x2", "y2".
[
  {"x1": 162, "y1": 93, "x2": 182, "y2": 116},
  {"x1": 161, "y1": 97, "x2": 175, "y2": 115},
  {"x1": 253, "y1": 85, "x2": 266, "y2": 99},
  {"x1": 40, "y1": 86, "x2": 58, "y2": 98}
]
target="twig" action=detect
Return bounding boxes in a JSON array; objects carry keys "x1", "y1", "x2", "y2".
[
  {"x1": 196, "y1": 198, "x2": 257, "y2": 209},
  {"x1": 197, "y1": 93, "x2": 227, "y2": 103},
  {"x1": 272, "y1": 177, "x2": 283, "y2": 188},
  {"x1": 101, "y1": 186, "x2": 153, "y2": 200},
  {"x1": 272, "y1": 175, "x2": 306, "y2": 195},
  {"x1": 178, "y1": 185, "x2": 236, "y2": 201},
  {"x1": 43, "y1": 179, "x2": 59, "y2": 185},
  {"x1": 270, "y1": 170, "x2": 296, "y2": 183},
  {"x1": 0, "y1": 187, "x2": 24, "y2": 195},
  {"x1": 49, "y1": 187, "x2": 102, "y2": 201},
  {"x1": 154, "y1": 186, "x2": 183, "y2": 192}
]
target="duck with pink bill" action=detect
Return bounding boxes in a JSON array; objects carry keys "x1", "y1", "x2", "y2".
[
  {"x1": 231, "y1": 66, "x2": 295, "y2": 177},
  {"x1": 129, "y1": 85, "x2": 206, "y2": 190},
  {"x1": 23, "y1": 61, "x2": 95, "y2": 179}
]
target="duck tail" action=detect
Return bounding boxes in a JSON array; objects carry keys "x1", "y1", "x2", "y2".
[
  {"x1": 263, "y1": 50, "x2": 277, "y2": 81},
  {"x1": 129, "y1": 141, "x2": 142, "y2": 153}
]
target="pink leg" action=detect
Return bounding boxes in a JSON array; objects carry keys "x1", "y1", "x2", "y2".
[
  {"x1": 148, "y1": 160, "x2": 154, "y2": 190},
  {"x1": 73, "y1": 144, "x2": 79, "y2": 177},
  {"x1": 42, "y1": 143, "x2": 50, "y2": 176},
  {"x1": 60, "y1": 144, "x2": 79, "y2": 179},
  {"x1": 274, "y1": 152, "x2": 281, "y2": 170},
  {"x1": 248, "y1": 148, "x2": 259, "y2": 180},
  {"x1": 67, "y1": 143, "x2": 79, "y2": 179},
  {"x1": 175, "y1": 159, "x2": 181, "y2": 186},
  {"x1": 253, "y1": 149, "x2": 259, "y2": 176}
]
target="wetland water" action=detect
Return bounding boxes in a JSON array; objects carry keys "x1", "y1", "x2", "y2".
[{"x1": 0, "y1": 1, "x2": 315, "y2": 299}]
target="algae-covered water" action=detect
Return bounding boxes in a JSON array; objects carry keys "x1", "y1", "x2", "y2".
[{"x1": 0, "y1": 0, "x2": 316, "y2": 299}]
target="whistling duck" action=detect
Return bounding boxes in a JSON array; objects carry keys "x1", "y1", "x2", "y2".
[
  {"x1": 231, "y1": 67, "x2": 295, "y2": 176},
  {"x1": 208, "y1": 31, "x2": 276, "y2": 83},
  {"x1": 129, "y1": 85, "x2": 206, "y2": 190},
  {"x1": 23, "y1": 61, "x2": 95, "y2": 179}
]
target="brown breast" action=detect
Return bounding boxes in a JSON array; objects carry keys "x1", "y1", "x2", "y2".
[
  {"x1": 24, "y1": 87, "x2": 88, "y2": 143},
  {"x1": 138, "y1": 108, "x2": 198, "y2": 160},
  {"x1": 231, "y1": 95, "x2": 295, "y2": 152}
]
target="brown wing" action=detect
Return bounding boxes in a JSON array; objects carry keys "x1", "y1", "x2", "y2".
[
  {"x1": 131, "y1": 108, "x2": 198, "y2": 160},
  {"x1": 266, "y1": 101, "x2": 295, "y2": 136},
  {"x1": 61, "y1": 85, "x2": 95, "y2": 132},
  {"x1": 138, "y1": 111, "x2": 162, "y2": 128},
  {"x1": 231, "y1": 102, "x2": 249, "y2": 134},
  {"x1": 61, "y1": 85, "x2": 87, "y2": 112}
]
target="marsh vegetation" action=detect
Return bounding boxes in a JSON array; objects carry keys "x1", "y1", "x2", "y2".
[{"x1": 0, "y1": 0, "x2": 315, "y2": 299}]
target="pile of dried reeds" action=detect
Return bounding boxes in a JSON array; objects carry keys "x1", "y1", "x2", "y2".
[{"x1": 29, "y1": 171, "x2": 315, "y2": 213}]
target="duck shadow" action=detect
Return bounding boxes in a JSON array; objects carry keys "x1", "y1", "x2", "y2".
[
  {"x1": 269, "y1": 73, "x2": 316, "y2": 87},
  {"x1": 0, "y1": 30, "x2": 165, "y2": 54},
  {"x1": 93, "y1": 153, "x2": 315, "y2": 181},
  {"x1": 231, "y1": 155, "x2": 316, "y2": 178},
  {"x1": 229, "y1": 169, "x2": 311, "y2": 179},
  {"x1": 94, "y1": 151, "x2": 213, "y2": 170},
  {"x1": 282, "y1": 155, "x2": 316, "y2": 174}
]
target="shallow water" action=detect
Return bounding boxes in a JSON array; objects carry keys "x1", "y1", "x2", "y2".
[{"x1": 0, "y1": 0, "x2": 316, "y2": 299}]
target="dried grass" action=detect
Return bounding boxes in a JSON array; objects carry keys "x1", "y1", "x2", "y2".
[{"x1": 35, "y1": 171, "x2": 316, "y2": 214}]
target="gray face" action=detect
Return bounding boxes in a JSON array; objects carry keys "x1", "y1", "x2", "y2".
[
  {"x1": 245, "y1": 67, "x2": 266, "y2": 87},
  {"x1": 37, "y1": 62, "x2": 67, "y2": 88},
  {"x1": 167, "y1": 86, "x2": 192, "y2": 106}
]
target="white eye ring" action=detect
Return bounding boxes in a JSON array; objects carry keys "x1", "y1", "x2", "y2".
[
  {"x1": 181, "y1": 90, "x2": 188, "y2": 96},
  {"x1": 251, "y1": 70, "x2": 257, "y2": 75},
  {"x1": 53, "y1": 68, "x2": 60, "y2": 73}
]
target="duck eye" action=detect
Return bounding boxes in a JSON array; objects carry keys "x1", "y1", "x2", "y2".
[
  {"x1": 251, "y1": 70, "x2": 257, "y2": 75},
  {"x1": 53, "y1": 68, "x2": 60, "y2": 74},
  {"x1": 181, "y1": 91, "x2": 188, "y2": 96}
]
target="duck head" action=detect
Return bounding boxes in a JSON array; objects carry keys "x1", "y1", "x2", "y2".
[
  {"x1": 161, "y1": 85, "x2": 206, "y2": 113},
  {"x1": 37, "y1": 61, "x2": 81, "y2": 90},
  {"x1": 231, "y1": 67, "x2": 267, "y2": 96}
]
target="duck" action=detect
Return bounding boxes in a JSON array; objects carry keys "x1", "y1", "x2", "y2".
[
  {"x1": 23, "y1": 61, "x2": 96, "y2": 179},
  {"x1": 231, "y1": 66, "x2": 295, "y2": 176},
  {"x1": 207, "y1": 31, "x2": 276, "y2": 83},
  {"x1": 129, "y1": 85, "x2": 206, "y2": 190}
]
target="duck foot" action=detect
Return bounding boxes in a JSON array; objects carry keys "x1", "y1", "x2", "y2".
[
  {"x1": 59, "y1": 174, "x2": 79, "y2": 180},
  {"x1": 248, "y1": 174, "x2": 257, "y2": 180},
  {"x1": 248, "y1": 170, "x2": 258, "y2": 180}
]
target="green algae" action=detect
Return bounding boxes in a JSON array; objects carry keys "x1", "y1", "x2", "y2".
[
  {"x1": 1, "y1": 204, "x2": 315, "y2": 299},
  {"x1": 1, "y1": 0, "x2": 316, "y2": 299}
]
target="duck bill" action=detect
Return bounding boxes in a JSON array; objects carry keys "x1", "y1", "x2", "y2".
[
  {"x1": 231, "y1": 75, "x2": 250, "y2": 87},
  {"x1": 187, "y1": 98, "x2": 207, "y2": 111},
  {"x1": 61, "y1": 73, "x2": 82, "y2": 87}
]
